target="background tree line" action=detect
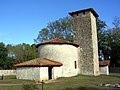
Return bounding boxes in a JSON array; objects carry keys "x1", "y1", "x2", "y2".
[
  {"x1": 0, "y1": 16, "x2": 120, "y2": 69},
  {"x1": 0, "y1": 43, "x2": 37, "y2": 69}
]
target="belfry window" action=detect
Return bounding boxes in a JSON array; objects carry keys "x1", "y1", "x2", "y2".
[{"x1": 74, "y1": 61, "x2": 77, "y2": 69}]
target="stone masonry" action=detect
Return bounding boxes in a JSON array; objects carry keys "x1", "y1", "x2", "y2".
[{"x1": 69, "y1": 8, "x2": 100, "y2": 76}]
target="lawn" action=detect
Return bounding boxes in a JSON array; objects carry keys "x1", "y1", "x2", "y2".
[{"x1": 0, "y1": 73, "x2": 120, "y2": 90}]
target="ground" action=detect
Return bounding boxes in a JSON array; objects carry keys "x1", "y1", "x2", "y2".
[{"x1": 0, "y1": 73, "x2": 120, "y2": 90}]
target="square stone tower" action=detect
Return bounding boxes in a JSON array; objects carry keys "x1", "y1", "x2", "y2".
[{"x1": 69, "y1": 8, "x2": 100, "y2": 76}]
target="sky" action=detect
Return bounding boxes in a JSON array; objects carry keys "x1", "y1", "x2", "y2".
[{"x1": 0, "y1": 0, "x2": 120, "y2": 45}]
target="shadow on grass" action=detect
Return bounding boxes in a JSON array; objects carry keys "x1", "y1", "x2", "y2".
[
  {"x1": 63, "y1": 87, "x2": 98, "y2": 90},
  {"x1": 109, "y1": 74, "x2": 120, "y2": 79},
  {"x1": 63, "y1": 86, "x2": 119, "y2": 90}
]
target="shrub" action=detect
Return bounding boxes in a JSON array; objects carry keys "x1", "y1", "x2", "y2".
[{"x1": 23, "y1": 83, "x2": 39, "y2": 90}]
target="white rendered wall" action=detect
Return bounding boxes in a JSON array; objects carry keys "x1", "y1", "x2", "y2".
[
  {"x1": 99, "y1": 66, "x2": 109, "y2": 75},
  {"x1": 40, "y1": 67, "x2": 48, "y2": 81},
  {"x1": 38, "y1": 44, "x2": 79, "y2": 77},
  {"x1": 0, "y1": 70, "x2": 16, "y2": 76},
  {"x1": 16, "y1": 67, "x2": 40, "y2": 81},
  {"x1": 53, "y1": 67, "x2": 62, "y2": 79}
]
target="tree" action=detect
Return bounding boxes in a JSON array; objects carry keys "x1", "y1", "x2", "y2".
[
  {"x1": 112, "y1": 17, "x2": 120, "y2": 28},
  {"x1": 0, "y1": 42, "x2": 14, "y2": 69},
  {"x1": 108, "y1": 17, "x2": 120, "y2": 67},
  {"x1": 98, "y1": 17, "x2": 120, "y2": 67},
  {"x1": 0, "y1": 42, "x2": 8, "y2": 69},
  {"x1": 7, "y1": 43, "x2": 38, "y2": 63},
  {"x1": 34, "y1": 16, "x2": 73, "y2": 43},
  {"x1": 0, "y1": 42, "x2": 38, "y2": 69},
  {"x1": 96, "y1": 19, "x2": 108, "y2": 60},
  {"x1": 97, "y1": 19, "x2": 113, "y2": 61},
  {"x1": 35, "y1": 16, "x2": 107, "y2": 44}
]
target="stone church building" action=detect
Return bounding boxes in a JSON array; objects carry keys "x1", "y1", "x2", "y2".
[{"x1": 14, "y1": 8, "x2": 110, "y2": 81}]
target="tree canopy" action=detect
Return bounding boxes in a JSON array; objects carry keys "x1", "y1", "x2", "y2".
[
  {"x1": 0, "y1": 43, "x2": 37, "y2": 69},
  {"x1": 0, "y1": 42, "x2": 15, "y2": 69},
  {"x1": 6, "y1": 43, "x2": 38, "y2": 63},
  {"x1": 34, "y1": 16, "x2": 73, "y2": 43},
  {"x1": 97, "y1": 17, "x2": 120, "y2": 67}
]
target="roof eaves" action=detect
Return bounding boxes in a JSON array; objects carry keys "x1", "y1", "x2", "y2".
[
  {"x1": 36, "y1": 38, "x2": 79, "y2": 48},
  {"x1": 69, "y1": 8, "x2": 99, "y2": 17}
]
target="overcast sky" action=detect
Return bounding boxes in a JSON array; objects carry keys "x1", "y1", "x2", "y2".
[{"x1": 0, "y1": 0, "x2": 120, "y2": 45}]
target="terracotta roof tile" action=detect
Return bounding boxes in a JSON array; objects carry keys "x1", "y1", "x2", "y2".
[
  {"x1": 99, "y1": 60, "x2": 110, "y2": 66},
  {"x1": 14, "y1": 58, "x2": 63, "y2": 67},
  {"x1": 36, "y1": 38, "x2": 79, "y2": 48}
]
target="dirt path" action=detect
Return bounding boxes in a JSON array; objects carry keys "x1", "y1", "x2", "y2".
[{"x1": 0, "y1": 84, "x2": 23, "y2": 86}]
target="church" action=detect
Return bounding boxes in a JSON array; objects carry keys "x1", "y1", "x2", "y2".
[{"x1": 14, "y1": 8, "x2": 110, "y2": 81}]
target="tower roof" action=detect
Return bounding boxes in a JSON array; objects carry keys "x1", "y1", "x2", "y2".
[
  {"x1": 36, "y1": 38, "x2": 79, "y2": 48},
  {"x1": 69, "y1": 8, "x2": 99, "y2": 17}
]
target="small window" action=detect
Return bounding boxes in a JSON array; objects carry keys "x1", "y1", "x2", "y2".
[
  {"x1": 76, "y1": 13, "x2": 79, "y2": 16},
  {"x1": 83, "y1": 11, "x2": 85, "y2": 15},
  {"x1": 74, "y1": 61, "x2": 77, "y2": 69}
]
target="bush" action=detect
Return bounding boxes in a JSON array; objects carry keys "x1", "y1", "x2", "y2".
[{"x1": 23, "y1": 83, "x2": 39, "y2": 90}]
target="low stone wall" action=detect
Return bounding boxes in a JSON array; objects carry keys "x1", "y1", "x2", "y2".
[
  {"x1": 0, "y1": 70, "x2": 16, "y2": 76},
  {"x1": 99, "y1": 66, "x2": 109, "y2": 75},
  {"x1": 110, "y1": 68, "x2": 120, "y2": 73},
  {"x1": 16, "y1": 67, "x2": 40, "y2": 81}
]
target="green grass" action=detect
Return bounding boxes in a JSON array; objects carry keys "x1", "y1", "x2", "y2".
[
  {"x1": 0, "y1": 75, "x2": 35, "y2": 84},
  {"x1": 3, "y1": 75, "x2": 16, "y2": 80},
  {"x1": 0, "y1": 73, "x2": 120, "y2": 90},
  {"x1": 43, "y1": 73, "x2": 120, "y2": 90}
]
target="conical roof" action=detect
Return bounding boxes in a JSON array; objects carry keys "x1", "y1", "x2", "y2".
[{"x1": 36, "y1": 38, "x2": 79, "y2": 48}]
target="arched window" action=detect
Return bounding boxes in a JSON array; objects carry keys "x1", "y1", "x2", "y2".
[{"x1": 74, "y1": 61, "x2": 77, "y2": 69}]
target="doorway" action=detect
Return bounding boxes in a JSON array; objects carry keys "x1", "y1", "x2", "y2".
[{"x1": 48, "y1": 67, "x2": 53, "y2": 79}]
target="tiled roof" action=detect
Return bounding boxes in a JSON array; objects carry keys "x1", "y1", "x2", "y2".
[
  {"x1": 99, "y1": 60, "x2": 110, "y2": 66},
  {"x1": 36, "y1": 38, "x2": 79, "y2": 48},
  {"x1": 14, "y1": 58, "x2": 63, "y2": 67}
]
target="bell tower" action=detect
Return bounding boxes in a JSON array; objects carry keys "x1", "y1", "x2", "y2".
[{"x1": 69, "y1": 8, "x2": 100, "y2": 76}]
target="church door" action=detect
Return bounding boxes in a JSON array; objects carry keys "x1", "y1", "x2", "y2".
[{"x1": 48, "y1": 67, "x2": 53, "y2": 79}]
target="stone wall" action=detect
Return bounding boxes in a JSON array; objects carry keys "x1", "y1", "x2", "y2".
[
  {"x1": 71, "y1": 10, "x2": 99, "y2": 76},
  {"x1": 0, "y1": 70, "x2": 16, "y2": 76},
  {"x1": 16, "y1": 67, "x2": 40, "y2": 81},
  {"x1": 38, "y1": 44, "x2": 79, "y2": 77},
  {"x1": 90, "y1": 12, "x2": 100, "y2": 75},
  {"x1": 16, "y1": 66, "x2": 62, "y2": 81}
]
